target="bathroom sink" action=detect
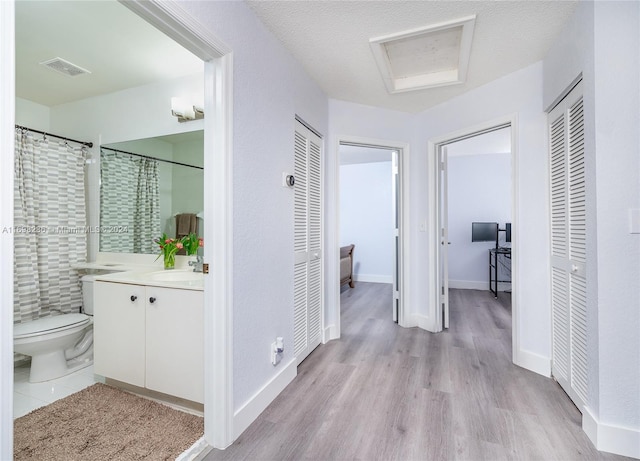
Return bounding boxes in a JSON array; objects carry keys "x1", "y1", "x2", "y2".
[{"x1": 145, "y1": 271, "x2": 203, "y2": 282}]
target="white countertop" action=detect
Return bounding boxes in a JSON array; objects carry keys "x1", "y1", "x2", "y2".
[{"x1": 93, "y1": 269, "x2": 204, "y2": 291}]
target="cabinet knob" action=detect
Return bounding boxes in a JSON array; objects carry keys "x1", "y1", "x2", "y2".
[
  {"x1": 149, "y1": 297, "x2": 156, "y2": 304},
  {"x1": 130, "y1": 295, "x2": 137, "y2": 302}
]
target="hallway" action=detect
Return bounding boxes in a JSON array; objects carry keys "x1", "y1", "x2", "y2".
[{"x1": 205, "y1": 284, "x2": 626, "y2": 460}]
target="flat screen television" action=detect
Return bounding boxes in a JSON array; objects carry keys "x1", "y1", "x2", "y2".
[
  {"x1": 472, "y1": 222, "x2": 498, "y2": 242},
  {"x1": 506, "y1": 223, "x2": 512, "y2": 243}
]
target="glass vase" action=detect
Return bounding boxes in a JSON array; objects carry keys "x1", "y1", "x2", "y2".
[{"x1": 164, "y1": 252, "x2": 176, "y2": 270}]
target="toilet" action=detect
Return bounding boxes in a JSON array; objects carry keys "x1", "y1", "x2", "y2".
[{"x1": 14, "y1": 273, "x2": 101, "y2": 383}]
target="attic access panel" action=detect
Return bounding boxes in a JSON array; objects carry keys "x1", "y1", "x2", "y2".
[{"x1": 370, "y1": 15, "x2": 476, "y2": 94}]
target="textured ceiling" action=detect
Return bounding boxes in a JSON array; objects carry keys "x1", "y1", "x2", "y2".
[
  {"x1": 247, "y1": 1, "x2": 579, "y2": 113},
  {"x1": 15, "y1": 0, "x2": 203, "y2": 107}
]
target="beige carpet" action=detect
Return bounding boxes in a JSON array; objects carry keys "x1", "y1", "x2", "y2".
[{"x1": 14, "y1": 383, "x2": 204, "y2": 461}]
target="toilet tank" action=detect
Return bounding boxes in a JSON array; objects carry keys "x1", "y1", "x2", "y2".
[
  {"x1": 81, "y1": 275, "x2": 98, "y2": 315},
  {"x1": 80, "y1": 270, "x2": 121, "y2": 315}
]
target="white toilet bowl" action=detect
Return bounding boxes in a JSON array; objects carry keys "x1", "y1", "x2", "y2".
[{"x1": 14, "y1": 313, "x2": 92, "y2": 383}]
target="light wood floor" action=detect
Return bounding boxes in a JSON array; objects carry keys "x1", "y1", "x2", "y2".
[{"x1": 204, "y1": 283, "x2": 628, "y2": 461}]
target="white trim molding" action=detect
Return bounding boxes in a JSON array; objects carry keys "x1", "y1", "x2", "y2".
[
  {"x1": 176, "y1": 437, "x2": 211, "y2": 461},
  {"x1": 119, "y1": 0, "x2": 232, "y2": 59},
  {"x1": 119, "y1": 0, "x2": 235, "y2": 451},
  {"x1": 353, "y1": 274, "x2": 393, "y2": 284},
  {"x1": 427, "y1": 115, "x2": 533, "y2": 376},
  {"x1": 0, "y1": 1, "x2": 15, "y2": 459},
  {"x1": 332, "y1": 135, "x2": 411, "y2": 338},
  {"x1": 233, "y1": 359, "x2": 297, "y2": 440},
  {"x1": 515, "y1": 349, "x2": 551, "y2": 378},
  {"x1": 323, "y1": 324, "x2": 338, "y2": 343},
  {"x1": 583, "y1": 407, "x2": 640, "y2": 459}
]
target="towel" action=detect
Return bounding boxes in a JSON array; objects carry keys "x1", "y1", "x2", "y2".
[{"x1": 175, "y1": 213, "x2": 198, "y2": 238}]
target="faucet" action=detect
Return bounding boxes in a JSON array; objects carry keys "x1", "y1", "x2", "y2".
[{"x1": 188, "y1": 254, "x2": 204, "y2": 273}]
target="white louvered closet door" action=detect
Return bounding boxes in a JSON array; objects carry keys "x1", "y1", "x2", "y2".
[
  {"x1": 549, "y1": 80, "x2": 588, "y2": 412},
  {"x1": 293, "y1": 120, "x2": 322, "y2": 364}
]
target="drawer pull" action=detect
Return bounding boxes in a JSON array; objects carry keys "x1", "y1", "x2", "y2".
[
  {"x1": 149, "y1": 297, "x2": 156, "y2": 304},
  {"x1": 130, "y1": 295, "x2": 137, "y2": 302}
]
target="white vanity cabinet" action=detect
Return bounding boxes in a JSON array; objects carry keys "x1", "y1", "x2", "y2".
[
  {"x1": 145, "y1": 286, "x2": 203, "y2": 403},
  {"x1": 94, "y1": 282, "x2": 146, "y2": 387},
  {"x1": 94, "y1": 281, "x2": 204, "y2": 403}
]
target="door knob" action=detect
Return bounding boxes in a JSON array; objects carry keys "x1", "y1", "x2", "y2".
[
  {"x1": 149, "y1": 297, "x2": 156, "y2": 304},
  {"x1": 130, "y1": 295, "x2": 137, "y2": 302},
  {"x1": 571, "y1": 264, "x2": 579, "y2": 272}
]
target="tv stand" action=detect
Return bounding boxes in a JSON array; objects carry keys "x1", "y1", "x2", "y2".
[{"x1": 489, "y1": 247, "x2": 511, "y2": 297}]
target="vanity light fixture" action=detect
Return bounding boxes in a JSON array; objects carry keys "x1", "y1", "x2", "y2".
[{"x1": 171, "y1": 96, "x2": 204, "y2": 122}]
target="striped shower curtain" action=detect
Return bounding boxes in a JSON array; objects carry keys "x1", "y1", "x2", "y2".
[
  {"x1": 99, "y1": 150, "x2": 160, "y2": 254},
  {"x1": 13, "y1": 129, "x2": 87, "y2": 323}
]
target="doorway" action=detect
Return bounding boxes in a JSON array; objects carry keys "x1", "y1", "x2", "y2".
[
  {"x1": 429, "y1": 117, "x2": 519, "y2": 362},
  {"x1": 1, "y1": 0, "x2": 234, "y2": 456},
  {"x1": 334, "y1": 137, "x2": 409, "y2": 336}
]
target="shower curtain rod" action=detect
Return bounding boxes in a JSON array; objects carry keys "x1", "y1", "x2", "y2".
[
  {"x1": 100, "y1": 146, "x2": 204, "y2": 170},
  {"x1": 15, "y1": 125, "x2": 93, "y2": 148}
]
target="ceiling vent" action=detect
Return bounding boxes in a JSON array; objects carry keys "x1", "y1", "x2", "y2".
[
  {"x1": 370, "y1": 15, "x2": 476, "y2": 94},
  {"x1": 39, "y1": 57, "x2": 91, "y2": 78}
]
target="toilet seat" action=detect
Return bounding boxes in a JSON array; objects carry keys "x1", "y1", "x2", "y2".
[{"x1": 14, "y1": 313, "x2": 90, "y2": 340}]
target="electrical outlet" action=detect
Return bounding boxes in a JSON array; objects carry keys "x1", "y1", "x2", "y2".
[{"x1": 271, "y1": 337, "x2": 284, "y2": 365}]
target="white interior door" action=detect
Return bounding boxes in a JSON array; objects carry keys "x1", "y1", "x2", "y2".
[
  {"x1": 391, "y1": 151, "x2": 400, "y2": 323},
  {"x1": 440, "y1": 146, "x2": 450, "y2": 329},
  {"x1": 549, "y1": 80, "x2": 588, "y2": 412},
  {"x1": 294, "y1": 120, "x2": 322, "y2": 364}
]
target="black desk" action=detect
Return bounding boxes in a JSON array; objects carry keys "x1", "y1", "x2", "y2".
[{"x1": 489, "y1": 247, "x2": 511, "y2": 297}]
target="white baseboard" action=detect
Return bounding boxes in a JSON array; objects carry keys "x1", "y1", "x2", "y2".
[
  {"x1": 323, "y1": 324, "x2": 338, "y2": 342},
  {"x1": 176, "y1": 436, "x2": 210, "y2": 461},
  {"x1": 406, "y1": 313, "x2": 432, "y2": 331},
  {"x1": 233, "y1": 359, "x2": 297, "y2": 439},
  {"x1": 353, "y1": 274, "x2": 393, "y2": 284},
  {"x1": 583, "y1": 406, "x2": 640, "y2": 459},
  {"x1": 514, "y1": 348, "x2": 551, "y2": 377},
  {"x1": 448, "y1": 280, "x2": 511, "y2": 291}
]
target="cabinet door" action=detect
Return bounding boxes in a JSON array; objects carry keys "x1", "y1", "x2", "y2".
[
  {"x1": 94, "y1": 281, "x2": 146, "y2": 387},
  {"x1": 145, "y1": 287, "x2": 204, "y2": 403}
]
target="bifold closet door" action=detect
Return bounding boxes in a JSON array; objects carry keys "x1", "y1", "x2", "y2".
[
  {"x1": 549, "y1": 80, "x2": 588, "y2": 412},
  {"x1": 293, "y1": 120, "x2": 322, "y2": 364}
]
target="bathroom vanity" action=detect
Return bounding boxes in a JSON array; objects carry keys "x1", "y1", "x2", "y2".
[{"x1": 93, "y1": 270, "x2": 203, "y2": 404}]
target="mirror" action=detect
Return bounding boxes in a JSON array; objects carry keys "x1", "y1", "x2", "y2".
[{"x1": 99, "y1": 131, "x2": 204, "y2": 254}]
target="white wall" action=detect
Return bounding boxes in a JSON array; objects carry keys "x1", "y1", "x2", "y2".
[
  {"x1": 340, "y1": 160, "x2": 393, "y2": 283},
  {"x1": 544, "y1": 2, "x2": 639, "y2": 456},
  {"x1": 15, "y1": 98, "x2": 49, "y2": 131},
  {"x1": 177, "y1": 0, "x2": 329, "y2": 417},
  {"x1": 20, "y1": 74, "x2": 205, "y2": 260},
  {"x1": 412, "y1": 63, "x2": 548, "y2": 367},
  {"x1": 49, "y1": 72, "x2": 204, "y2": 146},
  {"x1": 327, "y1": 100, "x2": 414, "y2": 329},
  {"x1": 592, "y1": 1, "x2": 640, "y2": 435},
  {"x1": 327, "y1": 65, "x2": 548, "y2": 371},
  {"x1": 447, "y1": 153, "x2": 511, "y2": 290}
]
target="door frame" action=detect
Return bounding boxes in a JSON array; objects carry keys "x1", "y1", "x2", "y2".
[
  {"x1": 427, "y1": 115, "x2": 520, "y2": 364},
  {"x1": 0, "y1": 0, "x2": 235, "y2": 456},
  {"x1": 333, "y1": 136, "x2": 410, "y2": 337}
]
